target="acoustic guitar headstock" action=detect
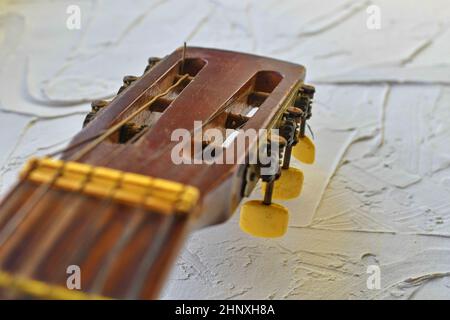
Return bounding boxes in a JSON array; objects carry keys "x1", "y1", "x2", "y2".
[{"x1": 68, "y1": 46, "x2": 316, "y2": 237}]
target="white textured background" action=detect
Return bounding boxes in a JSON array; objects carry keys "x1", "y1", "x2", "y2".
[{"x1": 1, "y1": 0, "x2": 450, "y2": 299}]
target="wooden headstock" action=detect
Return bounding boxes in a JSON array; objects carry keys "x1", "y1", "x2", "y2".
[{"x1": 70, "y1": 46, "x2": 314, "y2": 227}]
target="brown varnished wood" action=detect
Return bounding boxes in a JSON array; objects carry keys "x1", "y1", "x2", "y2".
[
  {"x1": 0, "y1": 47, "x2": 307, "y2": 299},
  {"x1": 66, "y1": 47, "x2": 305, "y2": 226}
]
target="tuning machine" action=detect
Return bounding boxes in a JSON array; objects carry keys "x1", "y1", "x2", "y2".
[
  {"x1": 117, "y1": 75, "x2": 139, "y2": 94},
  {"x1": 143, "y1": 57, "x2": 161, "y2": 74},
  {"x1": 83, "y1": 74, "x2": 140, "y2": 128},
  {"x1": 239, "y1": 84, "x2": 316, "y2": 239},
  {"x1": 292, "y1": 84, "x2": 315, "y2": 164},
  {"x1": 82, "y1": 99, "x2": 109, "y2": 127},
  {"x1": 240, "y1": 135, "x2": 289, "y2": 238},
  {"x1": 254, "y1": 107, "x2": 305, "y2": 202}
]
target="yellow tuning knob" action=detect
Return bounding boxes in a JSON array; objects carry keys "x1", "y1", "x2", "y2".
[
  {"x1": 239, "y1": 200, "x2": 289, "y2": 238},
  {"x1": 293, "y1": 136, "x2": 315, "y2": 164},
  {"x1": 261, "y1": 167, "x2": 304, "y2": 200}
]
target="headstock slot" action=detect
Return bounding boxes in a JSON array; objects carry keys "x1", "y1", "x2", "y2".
[
  {"x1": 193, "y1": 71, "x2": 283, "y2": 157},
  {"x1": 108, "y1": 58, "x2": 206, "y2": 144},
  {"x1": 226, "y1": 71, "x2": 283, "y2": 121}
]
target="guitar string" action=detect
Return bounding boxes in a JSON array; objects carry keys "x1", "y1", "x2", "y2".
[
  {"x1": 81, "y1": 66, "x2": 192, "y2": 295},
  {"x1": 0, "y1": 53, "x2": 186, "y2": 233},
  {"x1": 126, "y1": 215, "x2": 176, "y2": 299},
  {"x1": 13, "y1": 126, "x2": 147, "y2": 281},
  {"x1": 125, "y1": 181, "x2": 188, "y2": 299},
  {"x1": 0, "y1": 160, "x2": 126, "y2": 284},
  {"x1": 48, "y1": 192, "x2": 120, "y2": 287},
  {"x1": 0, "y1": 75, "x2": 188, "y2": 274},
  {"x1": 9, "y1": 126, "x2": 153, "y2": 288},
  {"x1": 0, "y1": 50, "x2": 190, "y2": 298},
  {"x1": 45, "y1": 130, "x2": 108, "y2": 158},
  {"x1": 47, "y1": 128, "x2": 149, "y2": 276},
  {"x1": 0, "y1": 133, "x2": 110, "y2": 251},
  {"x1": 69, "y1": 73, "x2": 189, "y2": 162},
  {"x1": 88, "y1": 177, "x2": 155, "y2": 294},
  {"x1": 0, "y1": 74, "x2": 189, "y2": 228},
  {"x1": 39, "y1": 82, "x2": 185, "y2": 291},
  {"x1": 0, "y1": 178, "x2": 33, "y2": 230},
  {"x1": 3, "y1": 171, "x2": 97, "y2": 299},
  {"x1": 66, "y1": 77, "x2": 189, "y2": 296},
  {"x1": 86, "y1": 76, "x2": 264, "y2": 297},
  {"x1": 0, "y1": 57, "x2": 258, "y2": 297},
  {"x1": 121, "y1": 89, "x2": 296, "y2": 298},
  {"x1": 0, "y1": 130, "x2": 109, "y2": 233},
  {"x1": 35, "y1": 73, "x2": 187, "y2": 295},
  {"x1": 77, "y1": 126, "x2": 155, "y2": 294},
  {"x1": 84, "y1": 67, "x2": 304, "y2": 297},
  {"x1": 0, "y1": 163, "x2": 69, "y2": 251},
  {"x1": 12, "y1": 128, "x2": 154, "y2": 288},
  {"x1": 17, "y1": 168, "x2": 95, "y2": 277},
  {"x1": 0, "y1": 74, "x2": 188, "y2": 258},
  {"x1": 89, "y1": 212, "x2": 146, "y2": 294},
  {"x1": 5, "y1": 123, "x2": 159, "y2": 297},
  {"x1": 83, "y1": 80, "x2": 189, "y2": 296}
]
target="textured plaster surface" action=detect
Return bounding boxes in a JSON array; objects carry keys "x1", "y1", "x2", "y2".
[{"x1": 0, "y1": 0, "x2": 449, "y2": 299}]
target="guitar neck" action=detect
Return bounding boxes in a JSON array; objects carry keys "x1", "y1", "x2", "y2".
[
  {"x1": 0, "y1": 47, "x2": 314, "y2": 299},
  {"x1": 0, "y1": 160, "x2": 198, "y2": 299}
]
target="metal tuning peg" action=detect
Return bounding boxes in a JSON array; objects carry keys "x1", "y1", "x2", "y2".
[
  {"x1": 261, "y1": 134, "x2": 285, "y2": 204},
  {"x1": 240, "y1": 135, "x2": 289, "y2": 238},
  {"x1": 82, "y1": 100, "x2": 109, "y2": 128},
  {"x1": 292, "y1": 84, "x2": 316, "y2": 164},
  {"x1": 117, "y1": 75, "x2": 139, "y2": 94},
  {"x1": 91, "y1": 99, "x2": 109, "y2": 112},
  {"x1": 280, "y1": 106, "x2": 303, "y2": 169},
  {"x1": 143, "y1": 57, "x2": 162, "y2": 74},
  {"x1": 263, "y1": 127, "x2": 305, "y2": 201}
]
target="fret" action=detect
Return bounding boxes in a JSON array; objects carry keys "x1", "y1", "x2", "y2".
[
  {"x1": 14, "y1": 164, "x2": 95, "y2": 280},
  {"x1": 0, "y1": 159, "x2": 198, "y2": 299},
  {"x1": 0, "y1": 195, "x2": 189, "y2": 299},
  {"x1": 21, "y1": 157, "x2": 199, "y2": 215}
]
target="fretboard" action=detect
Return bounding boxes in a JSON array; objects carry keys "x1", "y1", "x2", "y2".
[{"x1": 0, "y1": 177, "x2": 195, "y2": 300}]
